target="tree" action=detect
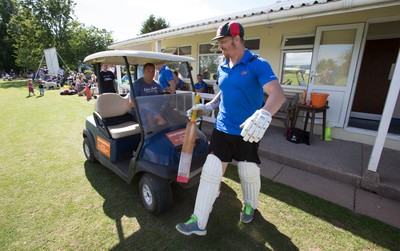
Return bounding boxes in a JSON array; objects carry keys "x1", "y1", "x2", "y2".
[
  {"x1": 0, "y1": 0, "x2": 18, "y2": 72},
  {"x1": 62, "y1": 21, "x2": 113, "y2": 70},
  {"x1": 7, "y1": 0, "x2": 113, "y2": 72},
  {"x1": 140, "y1": 14, "x2": 169, "y2": 35}
]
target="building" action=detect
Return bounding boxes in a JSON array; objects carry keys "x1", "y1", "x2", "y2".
[{"x1": 109, "y1": 0, "x2": 400, "y2": 180}]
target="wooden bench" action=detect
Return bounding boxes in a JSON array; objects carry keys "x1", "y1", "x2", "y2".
[
  {"x1": 268, "y1": 93, "x2": 299, "y2": 131},
  {"x1": 198, "y1": 92, "x2": 300, "y2": 130}
]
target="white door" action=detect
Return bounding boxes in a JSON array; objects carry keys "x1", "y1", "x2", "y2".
[{"x1": 308, "y1": 23, "x2": 364, "y2": 127}]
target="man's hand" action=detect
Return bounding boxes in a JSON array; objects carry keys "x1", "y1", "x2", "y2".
[
  {"x1": 187, "y1": 103, "x2": 213, "y2": 120},
  {"x1": 240, "y1": 109, "x2": 272, "y2": 143}
]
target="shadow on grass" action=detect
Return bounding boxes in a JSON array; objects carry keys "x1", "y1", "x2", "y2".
[
  {"x1": 84, "y1": 161, "x2": 298, "y2": 250},
  {"x1": 0, "y1": 79, "x2": 27, "y2": 89},
  {"x1": 255, "y1": 171, "x2": 400, "y2": 250},
  {"x1": 85, "y1": 160, "x2": 399, "y2": 249}
]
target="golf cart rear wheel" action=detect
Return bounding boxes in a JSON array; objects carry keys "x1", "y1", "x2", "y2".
[
  {"x1": 139, "y1": 174, "x2": 172, "y2": 215},
  {"x1": 83, "y1": 137, "x2": 96, "y2": 162}
]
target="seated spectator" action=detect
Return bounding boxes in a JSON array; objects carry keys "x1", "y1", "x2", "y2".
[
  {"x1": 90, "y1": 74, "x2": 98, "y2": 96},
  {"x1": 173, "y1": 71, "x2": 186, "y2": 90},
  {"x1": 194, "y1": 74, "x2": 207, "y2": 93},
  {"x1": 74, "y1": 73, "x2": 85, "y2": 93}
]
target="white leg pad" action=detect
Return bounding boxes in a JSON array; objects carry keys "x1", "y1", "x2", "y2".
[
  {"x1": 193, "y1": 154, "x2": 223, "y2": 230},
  {"x1": 238, "y1": 162, "x2": 260, "y2": 209}
]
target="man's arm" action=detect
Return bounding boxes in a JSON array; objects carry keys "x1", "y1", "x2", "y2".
[
  {"x1": 240, "y1": 80, "x2": 285, "y2": 143},
  {"x1": 207, "y1": 91, "x2": 221, "y2": 109},
  {"x1": 168, "y1": 79, "x2": 176, "y2": 93},
  {"x1": 262, "y1": 79, "x2": 285, "y2": 115}
]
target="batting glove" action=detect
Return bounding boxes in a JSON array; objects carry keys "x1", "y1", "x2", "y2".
[
  {"x1": 187, "y1": 103, "x2": 213, "y2": 120},
  {"x1": 240, "y1": 109, "x2": 272, "y2": 143}
]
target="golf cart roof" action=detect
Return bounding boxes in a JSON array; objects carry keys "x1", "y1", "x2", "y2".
[{"x1": 84, "y1": 50, "x2": 195, "y2": 65}]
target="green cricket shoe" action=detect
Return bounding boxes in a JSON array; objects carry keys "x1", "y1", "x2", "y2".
[
  {"x1": 240, "y1": 203, "x2": 255, "y2": 223},
  {"x1": 175, "y1": 214, "x2": 207, "y2": 236}
]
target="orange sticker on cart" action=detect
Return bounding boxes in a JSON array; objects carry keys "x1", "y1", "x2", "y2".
[
  {"x1": 96, "y1": 136, "x2": 110, "y2": 157},
  {"x1": 165, "y1": 128, "x2": 198, "y2": 147}
]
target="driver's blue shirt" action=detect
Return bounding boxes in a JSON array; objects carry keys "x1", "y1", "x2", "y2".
[
  {"x1": 215, "y1": 49, "x2": 278, "y2": 135},
  {"x1": 133, "y1": 77, "x2": 163, "y2": 96},
  {"x1": 131, "y1": 77, "x2": 162, "y2": 122},
  {"x1": 158, "y1": 65, "x2": 174, "y2": 91}
]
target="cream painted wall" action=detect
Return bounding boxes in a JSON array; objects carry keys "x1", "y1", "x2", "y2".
[
  {"x1": 110, "y1": 6, "x2": 400, "y2": 150},
  {"x1": 149, "y1": 6, "x2": 400, "y2": 77}
]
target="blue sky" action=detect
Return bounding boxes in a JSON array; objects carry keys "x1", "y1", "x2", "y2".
[{"x1": 74, "y1": 0, "x2": 278, "y2": 42}]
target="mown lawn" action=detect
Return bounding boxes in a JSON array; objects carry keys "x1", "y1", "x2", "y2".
[{"x1": 1, "y1": 79, "x2": 399, "y2": 250}]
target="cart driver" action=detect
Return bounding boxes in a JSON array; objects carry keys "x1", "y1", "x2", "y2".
[{"x1": 129, "y1": 63, "x2": 166, "y2": 129}]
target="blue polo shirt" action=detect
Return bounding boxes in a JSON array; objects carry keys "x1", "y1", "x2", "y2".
[
  {"x1": 194, "y1": 81, "x2": 207, "y2": 92},
  {"x1": 215, "y1": 49, "x2": 278, "y2": 135},
  {"x1": 133, "y1": 78, "x2": 162, "y2": 96},
  {"x1": 158, "y1": 65, "x2": 174, "y2": 91}
]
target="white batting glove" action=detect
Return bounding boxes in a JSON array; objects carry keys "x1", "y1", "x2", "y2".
[
  {"x1": 240, "y1": 109, "x2": 272, "y2": 143},
  {"x1": 187, "y1": 103, "x2": 213, "y2": 120}
]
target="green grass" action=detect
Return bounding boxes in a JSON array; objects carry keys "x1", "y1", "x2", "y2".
[{"x1": 1, "y1": 79, "x2": 399, "y2": 250}]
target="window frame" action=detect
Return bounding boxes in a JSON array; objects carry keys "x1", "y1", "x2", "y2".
[
  {"x1": 161, "y1": 45, "x2": 192, "y2": 79},
  {"x1": 198, "y1": 38, "x2": 260, "y2": 78},
  {"x1": 280, "y1": 34, "x2": 315, "y2": 90}
]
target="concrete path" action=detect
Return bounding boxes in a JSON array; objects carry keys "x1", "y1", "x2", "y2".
[{"x1": 200, "y1": 122, "x2": 400, "y2": 228}]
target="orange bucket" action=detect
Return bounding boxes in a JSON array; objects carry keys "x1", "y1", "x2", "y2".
[{"x1": 310, "y1": 92, "x2": 329, "y2": 108}]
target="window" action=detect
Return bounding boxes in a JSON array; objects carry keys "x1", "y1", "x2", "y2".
[
  {"x1": 281, "y1": 51, "x2": 312, "y2": 86},
  {"x1": 280, "y1": 35, "x2": 314, "y2": 88},
  {"x1": 198, "y1": 39, "x2": 260, "y2": 79},
  {"x1": 162, "y1": 45, "x2": 192, "y2": 77},
  {"x1": 161, "y1": 45, "x2": 191, "y2": 55},
  {"x1": 198, "y1": 43, "x2": 222, "y2": 79}
]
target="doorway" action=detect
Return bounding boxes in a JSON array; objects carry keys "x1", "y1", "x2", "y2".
[{"x1": 349, "y1": 21, "x2": 400, "y2": 134}]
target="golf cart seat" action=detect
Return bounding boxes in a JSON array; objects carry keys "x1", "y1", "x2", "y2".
[{"x1": 93, "y1": 93, "x2": 141, "y2": 139}]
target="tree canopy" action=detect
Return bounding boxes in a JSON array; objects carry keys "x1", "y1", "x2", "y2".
[
  {"x1": 0, "y1": 0, "x2": 18, "y2": 71},
  {"x1": 140, "y1": 14, "x2": 170, "y2": 35},
  {"x1": 1, "y1": 2, "x2": 172, "y2": 74},
  {"x1": 3, "y1": 0, "x2": 113, "y2": 73}
]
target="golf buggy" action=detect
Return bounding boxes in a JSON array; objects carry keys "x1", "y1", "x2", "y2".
[{"x1": 82, "y1": 50, "x2": 209, "y2": 215}]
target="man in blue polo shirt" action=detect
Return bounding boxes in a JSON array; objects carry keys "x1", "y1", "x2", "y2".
[
  {"x1": 155, "y1": 63, "x2": 176, "y2": 93},
  {"x1": 176, "y1": 21, "x2": 285, "y2": 236},
  {"x1": 194, "y1": 74, "x2": 207, "y2": 93},
  {"x1": 129, "y1": 63, "x2": 165, "y2": 128}
]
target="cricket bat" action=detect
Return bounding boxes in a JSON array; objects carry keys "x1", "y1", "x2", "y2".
[{"x1": 177, "y1": 94, "x2": 201, "y2": 183}]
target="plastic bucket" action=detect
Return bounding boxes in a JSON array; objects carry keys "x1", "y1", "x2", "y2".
[{"x1": 310, "y1": 92, "x2": 329, "y2": 108}]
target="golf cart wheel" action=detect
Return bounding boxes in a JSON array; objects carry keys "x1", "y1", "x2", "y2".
[
  {"x1": 139, "y1": 173, "x2": 172, "y2": 215},
  {"x1": 83, "y1": 137, "x2": 96, "y2": 162}
]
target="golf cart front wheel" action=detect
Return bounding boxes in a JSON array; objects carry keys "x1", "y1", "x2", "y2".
[
  {"x1": 139, "y1": 174, "x2": 172, "y2": 215},
  {"x1": 83, "y1": 137, "x2": 96, "y2": 162}
]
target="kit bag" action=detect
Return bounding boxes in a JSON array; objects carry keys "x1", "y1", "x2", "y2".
[{"x1": 286, "y1": 127, "x2": 310, "y2": 145}]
